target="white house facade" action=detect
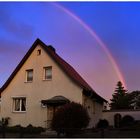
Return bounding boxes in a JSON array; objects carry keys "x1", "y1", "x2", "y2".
[{"x1": 0, "y1": 39, "x2": 107, "y2": 128}]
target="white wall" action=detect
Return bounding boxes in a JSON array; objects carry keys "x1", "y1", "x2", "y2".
[
  {"x1": 103, "y1": 110, "x2": 140, "y2": 126},
  {"x1": 83, "y1": 94, "x2": 103, "y2": 127}
]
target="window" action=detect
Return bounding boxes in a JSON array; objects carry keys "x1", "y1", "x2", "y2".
[
  {"x1": 26, "y1": 69, "x2": 33, "y2": 82},
  {"x1": 37, "y1": 49, "x2": 41, "y2": 55},
  {"x1": 13, "y1": 98, "x2": 26, "y2": 112},
  {"x1": 44, "y1": 66, "x2": 52, "y2": 80}
]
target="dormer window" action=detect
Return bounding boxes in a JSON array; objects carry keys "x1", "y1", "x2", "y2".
[
  {"x1": 43, "y1": 66, "x2": 52, "y2": 80},
  {"x1": 26, "y1": 69, "x2": 33, "y2": 82},
  {"x1": 37, "y1": 49, "x2": 41, "y2": 55}
]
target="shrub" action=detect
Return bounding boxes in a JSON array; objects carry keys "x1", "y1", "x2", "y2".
[
  {"x1": 114, "y1": 113, "x2": 122, "y2": 128},
  {"x1": 6, "y1": 125, "x2": 22, "y2": 133},
  {"x1": 24, "y1": 124, "x2": 45, "y2": 134},
  {"x1": 5, "y1": 124, "x2": 45, "y2": 134},
  {"x1": 130, "y1": 121, "x2": 140, "y2": 130},
  {"x1": 51, "y1": 102, "x2": 90, "y2": 136},
  {"x1": 96, "y1": 119, "x2": 109, "y2": 129},
  {"x1": 120, "y1": 115, "x2": 135, "y2": 127},
  {"x1": 2, "y1": 117, "x2": 10, "y2": 126}
]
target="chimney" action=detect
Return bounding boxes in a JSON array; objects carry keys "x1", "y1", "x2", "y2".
[{"x1": 48, "y1": 45, "x2": 56, "y2": 53}]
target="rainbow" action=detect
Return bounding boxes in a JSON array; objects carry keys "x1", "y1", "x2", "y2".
[{"x1": 52, "y1": 3, "x2": 127, "y2": 89}]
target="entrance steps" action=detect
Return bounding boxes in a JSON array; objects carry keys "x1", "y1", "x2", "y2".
[{"x1": 41, "y1": 129, "x2": 57, "y2": 137}]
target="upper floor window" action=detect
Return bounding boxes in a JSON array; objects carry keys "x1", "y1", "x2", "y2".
[
  {"x1": 26, "y1": 69, "x2": 33, "y2": 82},
  {"x1": 13, "y1": 97, "x2": 26, "y2": 112},
  {"x1": 37, "y1": 49, "x2": 41, "y2": 55},
  {"x1": 44, "y1": 66, "x2": 52, "y2": 80}
]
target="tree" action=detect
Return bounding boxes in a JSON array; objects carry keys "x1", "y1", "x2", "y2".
[
  {"x1": 110, "y1": 81, "x2": 133, "y2": 110},
  {"x1": 129, "y1": 91, "x2": 140, "y2": 109},
  {"x1": 51, "y1": 102, "x2": 90, "y2": 136}
]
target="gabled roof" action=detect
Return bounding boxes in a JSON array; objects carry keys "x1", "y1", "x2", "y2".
[{"x1": 0, "y1": 38, "x2": 107, "y2": 102}]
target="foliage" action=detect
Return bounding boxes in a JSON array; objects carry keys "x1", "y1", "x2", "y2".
[
  {"x1": 2, "y1": 117, "x2": 10, "y2": 126},
  {"x1": 110, "y1": 81, "x2": 133, "y2": 110},
  {"x1": 96, "y1": 119, "x2": 109, "y2": 129},
  {"x1": 114, "y1": 113, "x2": 122, "y2": 128},
  {"x1": 129, "y1": 121, "x2": 140, "y2": 130},
  {"x1": 24, "y1": 124, "x2": 45, "y2": 134},
  {"x1": 5, "y1": 125, "x2": 22, "y2": 133},
  {"x1": 2, "y1": 124, "x2": 45, "y2": 134},
  {"x1": 120, "y1": 115, "x2": 135, "y2": 127},
  {"x1": 129, "y1": 91, "x2": 140, "y2": 109},
  {"x1": 51, "y1": 102, "x2": 90, "y2": 136}
]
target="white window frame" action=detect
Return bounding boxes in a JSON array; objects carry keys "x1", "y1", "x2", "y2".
[
  {"x1": 43, "y1": 66, "x2": 52, "y2": 80},
  {"x1": 26, "y1": 69, "x2": 33, "y2": 82},
  {"x1": 12, "y1": 97, "x2": 26, "y2": 113}
]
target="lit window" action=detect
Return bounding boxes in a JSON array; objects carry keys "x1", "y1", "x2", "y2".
[
  {"x1": 44, "y1": 66, "x2": 52, "y2": 80},
  {"x1": 13, "y1": 98, "x2": 26, "y2": 112},
  {"x1": 26, "y1": 69, "x2": 33, "y2": 82}
]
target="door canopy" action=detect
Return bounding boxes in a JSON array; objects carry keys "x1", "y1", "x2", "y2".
[{"x1": 41, "y1": 95, "x2": 70, "y2": 106}]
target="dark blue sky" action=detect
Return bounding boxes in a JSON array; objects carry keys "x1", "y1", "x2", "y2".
[{"x1": 0, "y1": 2, "x2": 140, "y2": 101}]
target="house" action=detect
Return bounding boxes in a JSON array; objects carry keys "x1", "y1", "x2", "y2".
[{"x1": 0, "y1": 39, "x2": 107, "y2": 128}]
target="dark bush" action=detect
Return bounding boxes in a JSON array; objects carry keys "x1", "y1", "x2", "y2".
[
  {"x1": 51, "y1": 102, "x2": 90, "y2": 136},
  {"x1": 120, "y1": 115, "x2": 135, "y2": 127},
  {"x1": 23, "y1": 124, "x2": 45, "y2": 134},
  {"x1": 96, "y1": 119, "x2": 109, "y2": 129},
  {"x1": 130, "y1": 121, "x2": 140, "y2": 130},
  {"x1": 5, "y1": 124, "x2": 45, "y2": 134},
  {"x1": 2, "y1": 117, "x2": 10, "y2": 126},
  {"x1": 114, "y1": 113, "x2": 122, "y2": 128},
  {"x1": 6, "y1": 125, "x2": 22, "y2": 133}
]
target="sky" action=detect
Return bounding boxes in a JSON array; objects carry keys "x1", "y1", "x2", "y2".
[{"x1": 0, "y1": 2, "x2": 140, "y2": 101}]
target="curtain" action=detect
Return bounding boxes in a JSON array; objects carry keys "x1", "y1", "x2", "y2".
[
  {"x1": 27, "y1": 70, "x2": 33, "y2": 81},
  {"x1": 15, "y1": 99, "x2": 20, "y2": 111},
  {"x1": 21, "y1": 98, "x2": 26, "y2": 111},
  {"x1": 45, "y1": 67, "x2": 52, "y2": 79}
]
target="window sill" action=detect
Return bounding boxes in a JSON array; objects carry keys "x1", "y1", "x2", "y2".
[
  {"x1": 12, "y1": 111, "x2": 26, "y2": 113},
  {"x1": 42, "y1": 79, "x2": 52, "y2": 81},
  {"x1": 24, "y1": 81, "x2": 33, "y2": 83}
]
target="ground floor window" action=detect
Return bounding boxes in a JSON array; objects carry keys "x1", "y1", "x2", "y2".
[{"x1": 13, "y1": 97, "x2": 26, "y2": 112}]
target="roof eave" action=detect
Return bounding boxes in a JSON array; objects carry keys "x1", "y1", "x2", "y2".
[{"x1": 83, "y1": 89, "x2": 108, "y2": 103}]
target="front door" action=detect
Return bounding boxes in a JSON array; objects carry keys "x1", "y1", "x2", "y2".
[
  {"x1": 47, "y1": 106, "x2": 61, "y2": 128},
  {"x1": 47, "y1": 106, "x2": 54, "y2": 128}
]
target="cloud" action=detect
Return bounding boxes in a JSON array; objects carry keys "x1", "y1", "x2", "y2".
[
  {"x1": 0, "y1": 39, "x2": 26, "y2": 86},
  {"x1": 0, "y1": 39, "x2": 26, "y2": 71},
  {"x1": 0, "y1": 9, "x2": 34, "y2": 39},
  {"x1": 0, "y1": 39, "x2": 24, "y2": 53}
]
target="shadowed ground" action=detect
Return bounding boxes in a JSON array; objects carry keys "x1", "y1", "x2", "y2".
[{"x1": 0, "y1": 129, "x2": 140, "y2": 138}]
